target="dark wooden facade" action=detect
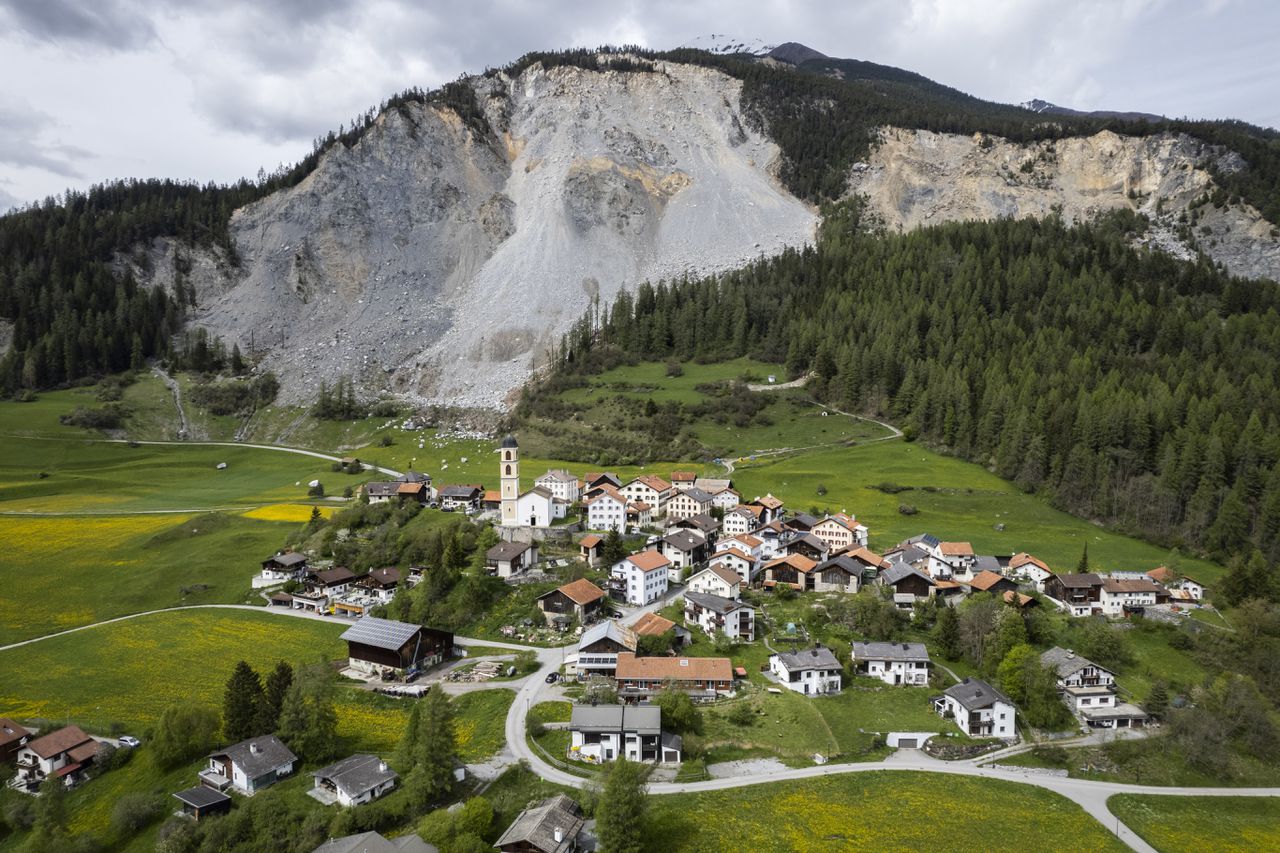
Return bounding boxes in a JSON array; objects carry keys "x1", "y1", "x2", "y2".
[{"x1": 346, "y1": 627, "x2": 453, "y2": 671}]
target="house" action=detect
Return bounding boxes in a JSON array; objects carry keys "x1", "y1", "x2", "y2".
[
  {"x1": 968, "y1": 570, "x2": 1018, "y2": 597},
  {"x1": 1044, "y1": 573, "x2": 1103, "y2": 617},
  {"x1": 930, "y1": 542, "x2": 977, "y2": 580},
  {"x1": 666, "y1": 487, "x2": 714, "y2": 521},
  {"x1": 538, "y1": 578, "x2": 607, "y2": 627},
  {"x1": 363, "y1": 482, "x2": 400, "y2": 504},
  {"x1": 569, "y1": 705, "x2": 682, "y2": 765},
  {"x1": 621, "y1": 475, "x2": 672, "y2": 514},
  {"x1": 576, "y1": 621, "x2": 638, "y2": 676},
  {"x1": 708, "y1": 486, "x2": 741, "y2": 510},
  {"x1": 611, "y1": 551, "x2": 671, "y2": 605},
  {"x1": 669, "y1": 471, "x2": 698, "y2": 491},
  {"x1": 1, "y1": 718, "x2": 30, "y2": 764},
  {"x1": 12, "y1": 725, "x2": 98, "y2": 790},
  {"x1": 761, "y1": 553, "x2": 819, "y2": 591},
  {"x1": 810, "y1": 513, "x2": 869, "y2": 551},
  {"x1": 1176, "y1": 576, "x2": 1208, "y2": 601},
  {"x1": 721, "y1": 504, "x2": 761, "y2": 537},
  {"x1": 584, "y1": 486, "x2": 628, "y2": 533},
  {"x1": 290, "y1": 566, "x2": 357, "y2": 612},
  {"x1": 749, "y1": 520, "x2": 790, "y2": 559},
  {"x1": 684, "y1": 592, "x2": 755, "y2": 642},
  {"x1": 659, "y1": 529, "x2": 707, "y2": 579},
  {"x1": 614, "y1": 652, "x2": 734, "y2": 701},
  {"x1": 355, "y1": 568, "x2": 401, "y2": 602},
  {"x1": 686, "y1": 564, "x2": 743, "y2": 600},
  {"x1": 310, "y1": 754, "x2": 398, "y2": 807},
  {"x1": 315, "y1": 832, "x2": 437, "y2": 853},
  {"x1": 632, "y1": 611, "x2": 692, "y2": 647},
  {"x1": 395, "y1": 481, "x2": 430, "y2": 505},
  {"x1": 494, "y1": 794, "x2": 586, "y2": 853},
  {"x1": 769, "y1": 647, "x2": 843, "y2": 695},
  {"x1": 201, "y1": 735, "x2": 297, "y2": 795},
  {"x1": 536, "y1": 469, "x2": 581, "y2": 504},
  {"x1": 668, "y1": 513, "x2": 720, "y2": 539},
  {"x1": 694, "y1": 477, "x2": 732, "y2": 495},
  {"x1": 1010, "y1": 552, "x2": 1053, "y2": 588},
  {"x1": 783, "y1": 532, "x2": 829, "y2": 562},
  {"x1": 578, "y1": 534, "x2": 603, "y2": 568},
  {"x1": 1100, "y1": 577, "x2": 1162, "y2": 615},
  {"x1": 883, "y1": 543, "x2": 931, "y2": 572},
  {"x1": 481, "y1": 490, "x2": 502, "y2": 512},
  {"x1": 583, "y1": 472, "x2": 623, "y2": 493},
  {"x1": 396, "y1": 469, "x2": 435, "y2": 497},
  {"x1": 747, "y1": 494, "x2": 785, "y2": 523},
  {"x1": 810, "y1": 555, "x2": 863, "y2": 593},
  {"x1": 1003, "y1": 590, "x2": 1038, "y2": 608},
  {"x1": 486, "y1": 541, "x2": 538, "y2": 578},
  {"x1": 783, "y1": 512, "x2": 819, "y2": 533},
  {"x1": 851, "y1": 642, "x2": 931, "y2": 686},
  {"x1": 1041, "y1": 647, "x2": 1147, "y2": 729},
  {"x1": 340, "y1": 616, "x2": 453, "y2": 677},
  {"x1": 627, "y1": 500, "x2": 653, "y2": 529},
  {"x1": 878, "y1": 564, "x2": 936, "y2": 609},
  {"x1": 261, "y1": 550, "x2": 308, "y2": 582},
  {"x1": 172, "y1": 786, "x2": 232, "y2": 821},
  {"x1": 934, "y1": 678, "x2": 1016, "y2": 739},
  {"x1": 708, "y1": 547, "x2": 756, "y2": 585},
  {"x1": 439, "y1": 485, "x2": 482, "y2": 511}
]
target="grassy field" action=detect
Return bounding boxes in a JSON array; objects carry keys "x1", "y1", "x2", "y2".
[
  {"x1": 646, "y1": 771, "x2": 1127, "y2": 851},
  {"x1": 0, "y1": 511, "x2": 296, "y2": 645},
  {"x1": 558, "y1": 357, "x2": 785, "y2": 405},
  {"x1": 1108, "y1": 795, "x2": 1280, "y2": 852}
]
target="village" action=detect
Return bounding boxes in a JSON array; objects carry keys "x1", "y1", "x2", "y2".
[{"x1": 2, "y1": 431, "x2": 1218, "y2": 853}]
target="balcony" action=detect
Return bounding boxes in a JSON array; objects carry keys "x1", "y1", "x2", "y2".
[{"x1": 198, "y1": 769, "x2": 231, "y2": 791}]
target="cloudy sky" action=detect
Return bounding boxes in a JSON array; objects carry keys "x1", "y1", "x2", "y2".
[{"x1": 1, "y1": 0, "x2": 1277, "y2": 211}]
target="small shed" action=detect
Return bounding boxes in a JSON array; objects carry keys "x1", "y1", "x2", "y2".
[{"x1": 173, "y1": 786, "x2": 231, "y2": 820}]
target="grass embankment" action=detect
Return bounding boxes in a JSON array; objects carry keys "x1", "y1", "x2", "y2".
[
  {"x1": 1108, "y1": 795, "x2": 1280, "y2": 852},
  {"x1": 647, "y1": 771, "x2": 1127, "y2": 851}
]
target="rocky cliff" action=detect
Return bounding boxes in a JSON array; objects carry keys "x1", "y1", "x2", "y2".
[
  {"x1": 848, "y1": 127, "x2": 1280, "y2": 282},
  {"x1": 163, "y1": 59, "x2": 817, "y2": 408}
]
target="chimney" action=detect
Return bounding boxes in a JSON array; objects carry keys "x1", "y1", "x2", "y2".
[
  {"x1": 379, "y1": 760, "x2": 388, "y2": 773},
  {"x1": 1066, "y1": 649, "x2": 1075, "y2": 658},
  {"x1": 249, "y1": 742, "x2": 260, "y2": 754},
  {"x1": 554, "y1": 828, "x2": 564, "y2": 843}
]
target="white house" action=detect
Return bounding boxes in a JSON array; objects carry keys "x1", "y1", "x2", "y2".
[
  {"x1": 684, "y1": 592, "x2": 755, "y2": 642},
  {"x1": 1100, "y1": 577, "x2": 1162, "y2": 615},
  {"x1": 709, "y1": 486, "x2": 741, "y2": 510},
  {"x1": 310, "y1": 754, "x2": 397, "y2": 807},
  {"x1": 486, "y1": 540, "x2": 538, "y2": 578},
  {"x1": 769, "y1": 647, "x2": 843, "y2": 695},
  {"x1": 621, "y1": 476, "x2": 672, "y2": 514},
  {"x1": 201, "y1": 735, "x2": 297, "y2": 795},
  {"x1": 584, "y1": 487, "x2": 628, "y2": 533},
  {"x1": 930, "y1": 541, "x2": 977, "y2": 580},
  {"x1": 851, "y1": 641, "x2": 931, "y2": 686},
  {"x1": 535, "y1": 469, "x2": 581, "y2": 504},
  {"x1": 12, "y1": 725, "x2": 98, "y2": 790},
  {"x1": 720, "y1": 505, "x2": 761, "y2": 537},
  {"x1": 569, "y1": 704, "x2": 681, "y2": 764},
  {"x1": 708, "y1": 548, "x2": 755, "y2": 585},
  {"x1": 612, "y1": 551, "x2": 671, "y2": 605},
  {"x1": 686, "y1": 564, "x2": 742, "y2": 600},
  {"x1": 513, "y1": 486, "x2": 563, "y2": 528},
  {"x1": 1010, "y1": 552, "x2": 1053, "y2": 588},
  {"x1": 1041, "y1": 647, "x2": 1147, "y2": 729},
  {"x1": 260, "y1": 551, "x2": 308, "y2": 582},
  {"x1": 934, "y1": 678, "x2": 1016, "y2": 740},
  {"x1": 666, "y1": 487, "x2": 714, "y2": 521},
  {"x1": 810, "y1": 513, "x2": 869, "y2": 551},
  {"x1": 659, "y1": 529, "x2": 706, "y2": 580}
]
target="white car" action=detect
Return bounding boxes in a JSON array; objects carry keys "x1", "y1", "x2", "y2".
[{"x1": 118, "y1": 736, "x2": 141, "y2": 748}]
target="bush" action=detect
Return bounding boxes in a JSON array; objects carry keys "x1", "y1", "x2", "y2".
[
  {"x1": 3, "y1": 797, "x2": 35, "y2": 831},
  {"x1": 898, "y1": 504, "x2": 918, "y2": 515},
  {"x1": 60, "y1": 403, "x2": 129, "y2": 429},
  {"x1": 665, "y1": 360, "x2": 683, "y2": 377},
  {"x1": 727, "y1": 702, "x2": 755, "y2": 727},
  {"x1": 377, "y1": 434, "x2": 395, "y2": 447},
  {"x1": 111, "y1": 793, "x2": 167, "y2": 834}
]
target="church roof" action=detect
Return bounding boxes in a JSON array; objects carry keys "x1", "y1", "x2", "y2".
[{"x1": 500, "y1": 434, "x2": 519, "y2": 448}]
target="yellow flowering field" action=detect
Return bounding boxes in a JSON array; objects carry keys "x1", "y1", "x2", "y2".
[
  {"x1": 242, "y1": 502, "x2": 335, "y2": 522},
  {"x1": 646, "y1": 771, "x2": 1128, "y2": 852},
  {"x1": 1109, "y1": 795, "x2": 1280, "y2": 852}
]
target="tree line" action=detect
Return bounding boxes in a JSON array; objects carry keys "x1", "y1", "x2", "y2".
[{"x1": 552, "y1": 204, "x2": 1280, "y2": 577}]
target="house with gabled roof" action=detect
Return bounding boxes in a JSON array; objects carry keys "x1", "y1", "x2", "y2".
[
  {"x1": 621, "y1": 475, "x2": 672, "y2": 514},
  {"x1": 569, "y1": 706, "x2": 681, "y2": 766},
  {"x1": 439, "y1": 484, "x2": 482, "y2": 511},
  {"x1": 852, "y1": 641, "x2": 931, "y2": 686},
  {"x1": 495, "y1": 794, "x2": 586, "y2": 853},
  {"x1": 707, "y1": 485, "x2": 741, "y2": 510},
  {"x1": 486, "y1": 540, "x2": 538, "y2": 578},
  {"x1": 684, "y1": 592, "x2": 755, "y2": 641},
  {"x1": 968, "y1": 570, "x2": 1018, "y2": 596},
  {"x1": 576, "y1": 621, "x2": 638, "y2": 676},
  {"x1": 201, "y1": 735, "x2": 297, "y2": 795},
  {"x1": 761, "y1": 553, "x2": 818, "y2": 591},
  {"x1": 669, "y1": 471, "x2": 697, "y2": 490},
  {"x1": 13, "y1": 725, "x2": 98, "y2": 790},
  {"x1": 1044, "y1": 573, "x2": 1103, "y2": 616},
  {"x1": 578, "y1": 534, "x2": 603, "y2": 567},
  {"x1": 783, "y1": 531, "x2": 829, "y2": 562},
  {"x1": 1010, "y1": 552, "x2": 1053, "y2": 588},
  {"x1": 721, "y1": 504, "x2": 761, "y2": 537},
  {"x1": 1100, "y1": 576, "x2": 1162, "y2": 615},
  {"x1": 1, "y1": 718, "x2": 30, "y2": 765},
  {"x1": 769, "y1": 646, "x2": 843, "y2": 695},
  {"x1": 878, "y1": 564, "x2": 936, "y2": 609},
  {"x1": 811, "y1": 554, "x2": 864, "y2": 593},
  {"x1": 315, "y1": 832, "x2": 437, "y2": 853},
  {"x1": 535, "y1": 469, "x2": 581, "y2": 503},
  {"x1": 538, "y1": 578, "x2": 606, "y2": 627},
  {"x1": 632, "y1": 611, "x2": 691, "y2": 647},
  {"x1": 687, "y1": 564, "x2": 743, "y2": 600},
  {"x1": 934, "y1": 678, "x2": 1016, "y2": 739},
  {"x1": 261, "y1": 550, "x2": 308, "y2": 582},
  {"x1": 584, "y1": 485, "x2": 628, "y2": 533},
  {"x1": 340, "y1": 616, "x2": 453, "y2": 677},
  {"x1": 930, "y1": 541, "x2": 977, "y2": 580},
  {"x1": 611, "y1": 551, "x2": 671, "y2": 605},
  {"x1": 363, "y1": 481, "x2": 401, "y2": 504},
  {"x1": 1041, "y1": 646, "x2": 1147, "y2": 729},
  {"x1": 747, "y1": 493, "x2": 785, "y2": 523},
  {"x1": 810, "y1": 512, "x2": 869, "y2": 551},
  {"x1": 708, "y1": 547, "x2": 755, "y2": 585},
  {"x1": 310, "y1": 754, "x2": 397, "y2": 807},
  {"x1": 614, "y1": 652, "x2": 733, "y2": 701},
  {"x1": 668, "y1": 512, "x2": 720, "y2": 540},
  {"x1": 659, "y1": 529, "x2": 707, "y2": 579}
]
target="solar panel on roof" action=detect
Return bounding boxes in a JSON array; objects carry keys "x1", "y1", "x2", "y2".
[{"x1": 339, "y1": 616, "x2": 420, "y2": 650}]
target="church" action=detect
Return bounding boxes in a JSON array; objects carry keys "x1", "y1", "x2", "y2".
[{"x1": 498, "y1": 435, "x2": 567, "y2": 528}]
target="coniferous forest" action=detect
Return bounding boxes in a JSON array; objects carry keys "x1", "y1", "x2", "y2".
[{"x1": 550, "y1": 204, "x2": 1280, "y2": 582}]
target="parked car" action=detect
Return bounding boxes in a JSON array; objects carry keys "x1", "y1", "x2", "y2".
[
  {"x1": 118, "y1": 736, "x2": 141, "y2": 748},
  {"x1": 544, "y1": 672, "x2": 559, "y2": 684}
]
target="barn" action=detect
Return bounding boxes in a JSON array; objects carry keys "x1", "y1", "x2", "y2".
[{"x1": 339, "y1": 616, "x2": 453, "y2": 678}]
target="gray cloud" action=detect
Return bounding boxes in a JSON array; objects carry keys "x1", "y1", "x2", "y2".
[
  {"x1": 0, "y1": 0, "x2": 157, "y2": 49},
  {"x1": 0, "y1": 96, "x2": 89, "y2": 178},
  {"x1": 0, "y1": 184, "x2": 23, "y2": 213}
]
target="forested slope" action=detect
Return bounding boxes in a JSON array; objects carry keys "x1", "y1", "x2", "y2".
[{"x1": 550, "y1": 204, "x2": 1280, "y2": 579}]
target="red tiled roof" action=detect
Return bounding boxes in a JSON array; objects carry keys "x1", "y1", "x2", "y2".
[
  {"x1": 764, "y1": 554, "x2": 819, "y2": 574},
  {"x1": 26, "y1": 726, "x2": 93, "y2": 760},
  {"x1": 632, "y1": 612, "x2": 677, "y2": 636},
  {"x1": 615, "y1": 652, "x2": 732, "y2": 682},
  {"x1": 670, "y1": 471, "x2": 697, "y2": 482},
  {"x1": 969, "y1": 570, "x2": 1010, "y2": 591},
  {"x1": 558, "y1": 578, "x2": 606, "y2": 606},
  {"x1": 626, "y1": 551, "x2": 672, "y2": 572},
  {"x1": 939, "y1": 541, "x2": 975, "y2": 556},
  {"x1": 578, "y1": 534, "x2": 602, "y2": 548}
]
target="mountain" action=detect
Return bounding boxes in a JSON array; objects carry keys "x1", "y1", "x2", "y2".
[
  {"x1": 3, "y1": 45, "x2": 1279, "y2": 408},
  {"x1": 678, "y1": 34, "x2": 776, "y2": 56},
  {"x1": 1020, "y1": 97, "x2": 1166, "y2": 123}
]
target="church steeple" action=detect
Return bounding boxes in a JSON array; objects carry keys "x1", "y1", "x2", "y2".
[{"x1": 499, "y1": 434, "x2": 519, "y2": 526}]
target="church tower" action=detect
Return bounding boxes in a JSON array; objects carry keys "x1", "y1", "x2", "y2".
[{"x1": 499, "y1": 434, "x2": 520, "y2": 526}]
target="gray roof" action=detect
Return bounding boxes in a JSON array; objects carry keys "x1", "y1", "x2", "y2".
[
  {"x1": 173, "y1": 786, "x2": 230, "y2": 809},
  {"x1": 267, "y1": 551, "x2": 308, "y2": 566},
  {"x1": 500, "y1": 434, "x2": 519, "y2": 448},
  {"x1": 684, "y1": 591, "x2": 747, "y2": 615},
  {"x1": 1040, "y1": 646, "x2": 1109, "y2": 679},
  {"x1": 944, "y1": 678, "x2": 1012, "y2": 711},
  {"x1": 538, "y1": 469, "x2": 577, "y2": 482},
  {"x1": 313, "y1": 831, "x2": 437, "y2": 853},
  {"x1": 211, "y1": 735, "x2": 296, "y2": 778},
  {"x1": 852, "y1": 641, "x2": 931, "y2": 663},
  {"x1": 815, "y1": 555, "x2": 861, "y2": 576},
  {"x1": 663, "y1": 530, "x2": 705, "y2": 551},
  {"x1": 905, "y1": 533, "x2": 941, "y2": 548},
  {"x1": 340, "y1": 616, "x2": 422, "y2": 651},
  {"x1": 694, "y1": 478, "x2": 732, "y2": 492},
  {"x1": 493, "y1": 795, "x2": 583, "y2": 853},
  {"x1": 681, "y1": 487, "x2": 714, "y2": 503},
  {"x1": 774, "y1": 646, "x2": 842, "y2": 672},
  {"x1": 487, "y1": 541, "x2": 532, "y2": 561},
  {"x1": 880, "y1": 564, "x2": 935, "y2": 587},
  {"x1": 1053, "y1": 572, "x2": 1102, "y2": 588},
  {"x1": 788, "y1": 513, "x2": 820, "y2": 529},
  {"x1": 311, "y1": 754, "x2": 397, "y2": 799},
  {"x1": 786, "y1": 533, "x2": 828, "y2": 552},
  {"x1": 364, "y1": 482, "x2": 400, "y2": 497},
  {"x1": 578, "y1": 620, "x2": 636, "y2": 652},
  {"x1": 440, "y1": 485, "x2": 480, "y2": 498},
  {"x1": 397, "y1": 470, "x2": 432, "y2": 484},
  {"x1": 570, "y1": 704, "x2": 661, "y2": 735},
  {"x1": 885, "y1": 544, "x2": 930, "y2": 567},
  {"x1": 974, "y1": 555, "x2": 1002, "y2": 574}
]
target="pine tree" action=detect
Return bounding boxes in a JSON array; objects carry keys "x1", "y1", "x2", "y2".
[
  {"x1": 596, "y1": 757, "x2": 648, "y2": 853},
  {"x1": 222, "y1": 661, "x2": 264, "y2": 742},
  {"x1": 1076, "y1": 543, "x2": 1090, "y2": 574},
  {"x1": 405, "y1": 686, "x2": 458, "y2": 809},
  {"x1": 257, "y1": 660, "x2": 294, "y2": 733},
  {"x1": 933, "y1": 604, "x2": 962, "y2": 661},
  {"x1": 1146, "y1": 681, "x2": 1170, "y2": 720}
]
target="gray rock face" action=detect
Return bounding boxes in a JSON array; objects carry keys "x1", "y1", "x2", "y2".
[
  {"x1": 850, "y1": 127, "x2": 1280, "y2": 283},
  {"x1": 176, "y1": 59, "x2": 817, "y2": 409}
]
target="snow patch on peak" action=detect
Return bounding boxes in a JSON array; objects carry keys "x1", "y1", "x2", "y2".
[
  {"x1": 1019, "y1": 98, "x2": 1058, "y2": 113},
  {"x1": 679, "y1": 34, "x2": 776, "y2": 56}
]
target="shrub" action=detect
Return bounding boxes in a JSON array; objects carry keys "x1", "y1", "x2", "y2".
[
  {"x1": 898, "y1": 504, "x2": 918, "y2": 515},
  {"x1": 111, "y1": 793, "x2": 167, "y2": 834},
  {"x1": 665, "y1": 360, "x2": 683, "y2": 377},
  {"x1": 377, "y1": 434, "x2": 395, "y2": 447},
  {"x1": 60, "y1": 403, "x2": 129, "y2": 429},
  {"x1": 727, "y1": 702, "x2": 755, "y2": 727}
]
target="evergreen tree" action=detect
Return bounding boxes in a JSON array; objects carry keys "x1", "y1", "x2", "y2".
[
  {"x1": 933, "y1": 604, "x2": 962, "y2": 661},
  {"x1": 222, "y1": 661, "x2": 264, "y2": 742},
  {"x1": 257, "y1": 661, "x2": 294, "y2": 734},
  {"x1": 1076, "y1": 543, "x2": 1090, "y2": 574},
  {"x1": 275, "y1": 665, "x2": 338, "y2": 763},
  {"x1": 152, "y1": 703, "x2": 220, "y2": 769},
  {"x1": 405, "y1": 687, "x2": 458, "y2": 809},
  {"x1": 1146, "y1": 681, "x2": 1170, "y2": 720},
  {"x1": 596, "y1": 757, "x2": 648, "y2": 853}
]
